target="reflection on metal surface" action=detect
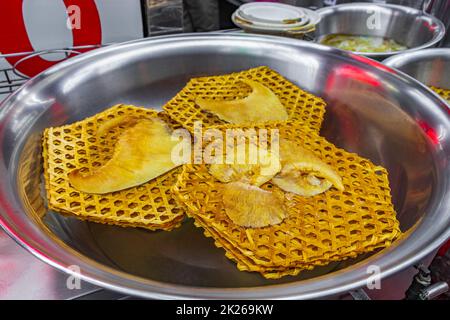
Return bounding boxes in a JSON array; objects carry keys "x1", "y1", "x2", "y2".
[
  {"x1": 383, "y1": 48, "x2": 450, "y2": 89},
  {"x1": 0, "y1": 34, "x2": 448, "y2": 299},
  {"x1": 0, "y1": 230, "x2": 99, "y2": 299},
  {"x1": 146, "y1": 0, "x2": 183, "y2": 35},
  {"x1": 320, "y1": 75, "x2": 433, "y2": 231},
  {"x1": 423, "y1": 0, "x2": 450, "y2": 47}
]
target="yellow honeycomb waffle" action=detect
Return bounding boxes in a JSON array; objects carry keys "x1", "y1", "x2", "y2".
[
  {"x1": 193, "y1": 215, "x2": 312, "y2": 279},
  {"x1": 430, "y1": 86, "x2": 450, "y2": 103},
  {"x1": 163, "y1": 66, "x2": 326, "y2": 133},
  {"x1": 173, "y1": 122, "x2": 401, "y2": 277},
  {"x1": 43, "y1": 104, "x2": 186, "y2": 231}
]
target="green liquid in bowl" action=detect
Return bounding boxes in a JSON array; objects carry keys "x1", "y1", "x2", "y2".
[{"x1": 320, "y1": 34, "x2": 407, "y2": 53}]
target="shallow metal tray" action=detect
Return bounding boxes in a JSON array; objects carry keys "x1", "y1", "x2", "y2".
[{"x1": 0, "y1": 33, "x2": 449, "y2": 299}]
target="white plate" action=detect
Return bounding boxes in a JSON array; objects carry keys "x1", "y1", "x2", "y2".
[
  {"x1": 235, "y1": 2, "x2": 309, "y2": 29},
  {"x1": 232, "y1": 6, "x2": 320, "y2": 34},
  {"x1": 232, "y1": 13, "x2": 309, "y2": 31},
  {"x1": 238, "y1": 2, "x2": 305, "y2": 23}
]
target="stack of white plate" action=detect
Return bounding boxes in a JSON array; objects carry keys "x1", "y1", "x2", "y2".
[{"x1": 232, "y1": 2, "x2": 321, "y2": 38}]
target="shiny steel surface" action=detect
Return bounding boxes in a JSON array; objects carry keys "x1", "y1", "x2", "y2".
[
  {"x1": 383, "y1": 48, "x2": 450, "y2": 89},
  {"x1": 315, "y1": 3, "x2": 446, "y2": 59},
  {"x1": 0, "y1": 33, "x2": 449, "y2": 299},
  {"x1": 0, "y1": 229, "x2": 100, "y2": 299},
  {"x1": 421, "y1": 281, "x2": 449, "y2": 300}
]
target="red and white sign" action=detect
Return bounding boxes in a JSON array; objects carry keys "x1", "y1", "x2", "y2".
[{"x1": 0, "y1": 0, "x2": 143, "y2": 77}]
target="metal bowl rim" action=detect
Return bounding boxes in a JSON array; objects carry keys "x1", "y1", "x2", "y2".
[
  {"x1": 383, "y1": 47, "x2": 450, "y2": 66},
  {"x1": 383, "y1": 48, "x2": 450, "y2": 102}
]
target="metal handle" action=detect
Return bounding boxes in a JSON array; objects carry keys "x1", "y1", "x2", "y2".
[
  {"x1": 420, "y1": 282, "x2": 449, "y2": 300},
  {"x1": 12, "y1": 48, "x2": 82, "y2": 79}
]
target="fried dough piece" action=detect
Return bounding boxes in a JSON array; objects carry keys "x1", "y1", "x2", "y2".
[
  {"x1": 96, "y1": 115, "x2": 141, "y2": 138},
  {"x1": 69, "y1": 118, "x2": 182, "y2": 194},
  {"x1": 195, "y1": 79, "x2": 288, "y2": 124},
  {"x1": 208, "y1": 140, "x2": 281, "y2": 186},
  {"x1": 221, "y1": 182, "x2": 287, "y2": 228},
  {"x1": 272, "y1": 139, "x2": 344, "y2": 196}
]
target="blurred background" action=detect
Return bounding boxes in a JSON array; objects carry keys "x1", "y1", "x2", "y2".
[{"x1": 147, "y1": 0, "x2": 449, "y2": 45}]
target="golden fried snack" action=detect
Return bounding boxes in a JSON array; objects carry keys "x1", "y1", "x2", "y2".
[
  {"x1": 43, "y1": 104, "x2": 185, "y2": 231},
  {"x1": 163, "y1": 66, "x2": 327, "y2": 133},
  {"x1": 272, "y1": 138, "x2": 344, "y2": 196},
  {"x1": 69, "y1": 117, "x2": 184, "y2": 194},
  {"x1": 196, "y1": 79, "x2": 288, "y2": 124},
  {"x1": 208, "y1": 140, "x2": 281, "y2": 186},
  {"x1": 221, "y1": 182, "x2": 288, "y2": 228}
]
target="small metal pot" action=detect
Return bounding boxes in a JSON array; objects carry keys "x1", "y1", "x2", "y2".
[
  {"x1": 383, "y1": 48, "x2": 450, "y2": 89},
  {"x1": 314, "y1": 3, "x2": 446, "y2": 59}
]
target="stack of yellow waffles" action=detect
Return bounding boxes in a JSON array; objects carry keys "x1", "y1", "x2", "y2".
[
  {"x1": 42, "y1": 66, "x2": 402, "y2": 278},
  {"x1": 163, "y1": 66, "x2": 326, "y2": 133},
  {"x1": 172, "y1": 123, "x2": 401, "y2": 278},
  {"x1": 43, "y1": 105, "x2": 185, "y2": 231}
]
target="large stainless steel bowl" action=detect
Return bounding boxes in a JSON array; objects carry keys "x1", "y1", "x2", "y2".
[
  {"x1": 0, "y1": 33, "x2": 449, "y2": 299},
  {"x1": 315, "y1": 3, "x2": 446, "y2": 59},
  {"x1": 383, "y1": 48, "x2": 450, "y2": 89}
]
